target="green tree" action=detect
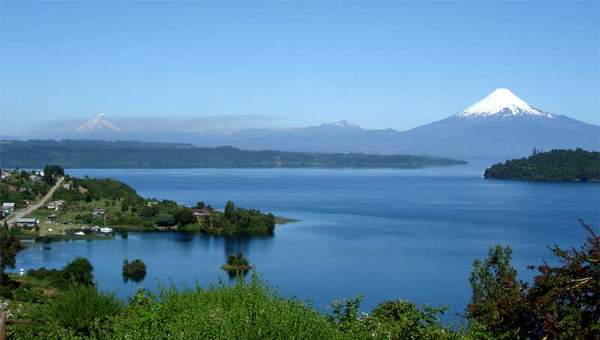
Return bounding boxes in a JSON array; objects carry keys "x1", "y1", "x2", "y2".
[
  {"x1": 59, "y1": 257, "x2": 94, "y2": 287},
  {"x1": 174, "y1": 208, "x2": 195, "y2": 226},
  {"x1": 525, "y1": 220, "x2": 600, "y2": 338},
  {"x1": 0, "y1": 221, "x2": 21, "y2": 285},
  {"x1": 224, "y1": 201, "x2": 235, "y2": 220},
  {"x1": 467, "y1": 245, "x2": 531, "y2": 338},
  {"x1": 43, "y1": 165, "x2": 64, "y2": 184},
  {"x1": 154, "y1": 213, "x2": 175, "y2": 227},
  {"x1": 121, "y1": 197, "x2": 131, "y2": 212}
]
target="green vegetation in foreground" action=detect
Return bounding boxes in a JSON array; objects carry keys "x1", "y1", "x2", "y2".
[
  {"x1": 0, "y1": 139, "x2": 466, "y2": 169},
  {"x1": 484, "y1": 148, "x2": 600, "y2": 181},
  {"x1": 3, "y1": 221, "x2": 598, "y2": 339}
]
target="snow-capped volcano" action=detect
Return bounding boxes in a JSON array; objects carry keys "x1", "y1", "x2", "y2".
[
  {"x1": 75, "y1": 113, "x2": 121, "y2": 133},
  {"x1": 456, "y1": 88, "x2": 552, "y2": 118},
  {"x1": 320, "y1": 120, "x2": 362, "y2": 129}
]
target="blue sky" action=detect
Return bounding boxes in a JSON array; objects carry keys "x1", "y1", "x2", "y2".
[{"x1": 1, "y1": 0, "x2": 598, "y2": 134}]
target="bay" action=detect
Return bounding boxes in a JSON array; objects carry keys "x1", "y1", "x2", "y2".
[{"x1": 15, "y1": 165, "x2": 600, "y2": 321}]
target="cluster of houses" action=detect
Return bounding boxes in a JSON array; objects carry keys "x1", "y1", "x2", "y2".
[
  {"x1": 47, "y1": 199, "x2": 66, "y2": 211},
  {"x1": 1, "y1": 202, "x2": 39, "y2": 228},
  {"x1": 76, "y1": 225, "x2": 113, "y2": 235}
]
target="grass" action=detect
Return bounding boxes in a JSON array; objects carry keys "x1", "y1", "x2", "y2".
[{"x1": 7, "y1": 274, "x2": 466, "y2": 339}]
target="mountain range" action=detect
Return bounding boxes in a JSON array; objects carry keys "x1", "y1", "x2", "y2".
[{"x1": 50, "y1": 88, "x2": 600, "y2": 160}]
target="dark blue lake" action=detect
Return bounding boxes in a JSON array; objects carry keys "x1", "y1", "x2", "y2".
[{"x1": 15, "y1": 165, "x2": 600, "y2": 322}]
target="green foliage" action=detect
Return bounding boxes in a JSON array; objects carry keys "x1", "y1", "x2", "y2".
[
  {"x1": 10, "y1": 272, "x2": 464, "y2": 339},
  {"x1": 174, "y1": 207, "x2": 195, "y2": 226},
  {"x1": 524, "y1": 220, "x2": 600, "y2": 339},
  {"x1": 226, "y1": 252, "x2": 249, "y2": 267},
  {"x1": 43, "y1": 165, "x2": 64, "y2": 184},
  {"x1": 0, "y1": 169, "x2": 50, "y2": 208},
  {"x1": 467, "y1": 221, "x2": 600, "y2": 339},
  {"x1": 328, "y1": 296, "x2": 364, "y2": 334},
  {"x1": 154, "y1": 212, "x2": 175, "y2": 227},
  {"x1": 27, "y1": 267, "x2": 61, "y2": 282},
  {"x1": 12, "y1": 282, "x2": 45, "y2": 303},
  {"x1": 224, "y1": 200, "x2": 234, "y2": 219},
  {"x1": 122, "y1": 259, "x2": 147, "y2": 283},
  {"x1": 484, "y1": 148, "x2": 600, "y2": 181},
  {"x1": 0, "y1": 140, "x2": 465, "y2": 169},
  {"x1": 96, "y1": 277, "x2": 339, "y2": 339},
  {"x1": 59, "y1": 257, "x2": 94, "y2": 287},
  {"x1": 467, "y1": 245, "x2": 530, "y2": 338},
  {"x1": 366, "y1": 300, "x2": 458, "y2": 339},
  {"x1": 210, "y1": 203, "x2": 276, "y2": 236},
  {"x1": 22, "y1": 284, "x2": 123, "y2": 337},
  {"x1": 0, "y1": 222, "x2": 21, "y2": 285}
]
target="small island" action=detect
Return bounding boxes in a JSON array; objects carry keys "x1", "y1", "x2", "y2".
[
  {"x1": 484, "y1": 148, "x2": 600, "y2": 182},
  {"x1": 221, "y1": 252, "x2": 252, "y2": 274},
  {"x1": 122, "y1": 259, "x2": 147, "y2": 283}
]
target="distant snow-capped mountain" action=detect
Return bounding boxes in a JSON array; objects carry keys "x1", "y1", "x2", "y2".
[
  {"x1": 455, "y1": 88, "x2": 552, "y2": 118},
  {"x1": 75, "y1": 113, "x2": 121, "y2": 133},
  {"x1": 52, "y1": 89, "x2": 598, "y2": 161},
  {"x1": 188, "y1": 88, "x2": 598, "y2": 159}
]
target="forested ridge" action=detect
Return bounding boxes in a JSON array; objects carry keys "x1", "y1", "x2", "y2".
[
  {"x1": 484, "y1": 148, "x2": 600, "y2": 181},
  {"x1": 0, "y1": 140, "x2": 465, "y2": 169}
]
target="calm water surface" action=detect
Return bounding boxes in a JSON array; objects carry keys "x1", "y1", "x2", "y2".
[{"x1": 15, "y1": 165, "x2": 600, "y2": 320}]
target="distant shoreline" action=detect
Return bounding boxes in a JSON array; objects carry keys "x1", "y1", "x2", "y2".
[{"x1": 0, "y1": 139, "x2": 467, "y2": 169}]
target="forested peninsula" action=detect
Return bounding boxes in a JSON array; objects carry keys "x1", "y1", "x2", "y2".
[
  {"x1": 0, "y1": 140, "x2": 466, "y2": 169},
  {"x1": 1, "y1": 166, "x2": 278, "y2": 239},
  {"x1": 484, "y1": 148, "x2": 600, "y2": 181}
]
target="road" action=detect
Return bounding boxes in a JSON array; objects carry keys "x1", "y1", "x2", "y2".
[{"x1": 3, "y1": 177, "x2": 64, "y2": 226}]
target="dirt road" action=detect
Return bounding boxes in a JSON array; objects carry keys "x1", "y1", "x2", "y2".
[{"x1": 3, "y1": 177, "x2": 64, "y2": 226}]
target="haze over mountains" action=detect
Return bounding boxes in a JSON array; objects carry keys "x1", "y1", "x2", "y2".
[{"x1": 28, "y1": 88, "x2": 600, "y2": 160}]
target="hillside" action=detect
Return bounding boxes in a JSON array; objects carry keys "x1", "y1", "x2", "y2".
[
  {"x1": 484, "y1": 149, "x2": 600, "y2": 181},
  {"x1": 0, "y1": 140, "x2": 465, "y2": 169}
]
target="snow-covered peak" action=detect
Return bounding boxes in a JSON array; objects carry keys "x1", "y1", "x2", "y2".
[
  {"x1": 320, "y1": 120, "x2": 362, "y2": 129},
  {"x1": 456, "y1": 88, "x2": 552, "y2": 118},
  {"x1": 75, "y1": 113, "x2": 121, "y2": 133}
]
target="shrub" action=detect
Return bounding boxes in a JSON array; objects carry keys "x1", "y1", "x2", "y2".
[
  {"x1": 12, "y1": 283, "x2": 44, "y2": 303},
  {"x1": 467, "y1": 221, "x2": 600, "y2": 339},
  {"x1": 32, "y1": 284, "x2": 122, "y2": 336},
  {"x1": 58, "y1": 258, "x2": 94, "y2": 287}
]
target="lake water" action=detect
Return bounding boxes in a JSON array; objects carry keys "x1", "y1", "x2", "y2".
[{"x1": 15, "y1": 165, "x2": 600, "y2": 322}]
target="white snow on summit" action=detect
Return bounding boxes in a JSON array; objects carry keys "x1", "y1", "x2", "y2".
[
  {"x1": 75, "y1": 113, "x2": 121, "y2": 133},
  {"x1": 321, "y1": 120, "x2": 362, "y2": 129},
  {"x1": 456, "y1": 88, "x2": 552, "y2": 118}
]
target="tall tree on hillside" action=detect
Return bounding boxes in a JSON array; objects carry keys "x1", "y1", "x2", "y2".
[
  {"x1": 0, "y1": 221, "x2": 21, "y2": 285},
  {"x1": 43, "y1": 165, "x2": 65, "y2": 184},
  {"x1": 224, "y1": 201, "x2": 235, "y2": 220},
  {"x1": 467, "y1": 245, "x2": 531, "y2": 338}
]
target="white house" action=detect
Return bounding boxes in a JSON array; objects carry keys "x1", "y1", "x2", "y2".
[
  {"x1": 16, "y1": 218, "x2": 39, "y2": 228},
  {"x1": 2, "y1": 202, "x2": 15, "y2": 214}
]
